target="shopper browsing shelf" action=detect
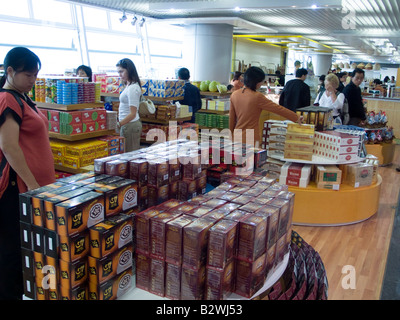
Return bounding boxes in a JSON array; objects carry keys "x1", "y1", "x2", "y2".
[
  {"x1": 76, "y1": 64, "x2": 93, "y2": 82},
  {"x1": 279, "y1": 68, "x2": 311, "y2": 112},
  {"x1": 318, "y1": 73, "x2": 345, "y2": 119},
  {"x1": 177, "y1": 67, "x2": 202, "y2": 123},
  {"x1": 116, "y1": 58, "x2": 142, "y2": 152},
  {"x1": 230, "y1": 71, "x2": 244, "y2": 92},
  {"x1": 0, "y1": 47, "x2": 55, "y2": 300},
  {"x1": 342, "y1": 68, "x2": 367, "y2": 126},
  {"x1": 229, "y1": 66, "x2": 302, "y2": 147}
]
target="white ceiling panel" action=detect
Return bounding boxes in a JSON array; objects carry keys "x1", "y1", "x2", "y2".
[{"x1": 65, "y1": 0, "x2": 400, "y2": 65}]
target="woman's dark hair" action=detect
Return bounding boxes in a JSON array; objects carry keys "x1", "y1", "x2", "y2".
[
  {"x1": 116, "y1": 58, "x2": 141, "y2": 86},
  {"x1": 76, "y1": 65, "x2": 92, "y2": 82},
  {"x1": 232, "y1": 71, "x2": 243, "y2": 81},
  {"x1": 243, "y1": 67, "x2": 265, "y2": 91},
  {"x1": 1, "y1": 47, "x2": 41, "y2": 88}
]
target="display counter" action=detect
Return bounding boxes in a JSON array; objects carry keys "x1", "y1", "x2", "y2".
[
  {"x1": 365, "y1": 97, "x2": 400, "y2": 137},
  {"x1": 365, "y1": 142, "x2": 395, "y2": 166},
  {"x1": 290, "y1": 174, "x2": 382, "y2": 226}
]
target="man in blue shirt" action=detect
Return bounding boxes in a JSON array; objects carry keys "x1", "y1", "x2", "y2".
[{"x1": 177, "y1": 67, "x2": 202, "y2": 123}]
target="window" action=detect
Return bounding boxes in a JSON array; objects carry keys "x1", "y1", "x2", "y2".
[
  {"x1": 82, "y1": 6, "x2": 109, "y2": 29},
  {"x1": 32, "y1": 0, "x2": 73, "y2": 24},
  {"x1": 1, "y1": 0, "x2": 30, "y2": 18}
]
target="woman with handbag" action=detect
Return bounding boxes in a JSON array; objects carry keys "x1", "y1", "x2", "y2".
[
  {"x1": 0, "y1": 47, "x2": 55, "y2": 299},
  {"x1": 116, "y1": 58, "x2": 142, "y2": 152}
]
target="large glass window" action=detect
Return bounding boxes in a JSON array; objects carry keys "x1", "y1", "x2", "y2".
[
  {"x1": 32, "y1": 0, "x2": 73, "y2": 24},
  {"x1": 1, "y1": 0, "x2": 30, "y2": 18},
  {"x1": 0, "y1": 0, "x2": 184, "y2": 77}
]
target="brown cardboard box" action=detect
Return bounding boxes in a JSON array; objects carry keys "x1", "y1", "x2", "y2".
[
  {"x1": 178, "y1": 179, "x2": 198, "y2": 201},
  {"x1": 60, "y1": 284, "x2": 88, "y2": 300},
  {"x1": 256, "y1": 205, "x2": 280, "y2": 249},
  {"x1": 183, "y1": 218, "x2": 215, "y2": 270},
  {"x1": 135, "y1": 207, "x2": 161, "y2": 255},
  {"x1": 205, "y1": 259, "x2": 235, "y2": 300},
  {"x1": 149, "y1": 258, "x2": 165, "y2": 297},
  {"x1": 105, "y1": 159, "x2": 129, "y2": 178},
  {"x1": 237, "y1": 214, "x2": 268, "y2": 262},
  {"x1": 207, "y1": 219, "x2": 238, "y2": 269},
  {"x1": 59, "y1": 229, "x2": 90, "y2": 262},
  {"x1": 148, "y1": 158, "x2": 169, "y2": 187},
  {"x1": 90, "y1": 178, "x2": 138, "y2": 217},
  {"x1": 165, "y1": 215, "x2": 196, "y2": 265},
  {"x1": 137, "y1": 185, "x2": 149, "y2": 211},
  {"x1": 148, "y1": 184, "x2": 169, "y2": 207},
  {"x1": 181, "y1": 265, "x2": 206, "y2": 300},
  {"x1": 269, "y1": 198, "x2": 291, "y2": 239},
  {"x1": 88, "y1": 244, "x2": 133, "y2": 285},
  {"x1": 235, "y1": 253, "x2": 266, "y2": 298},
  {"x1": 88, "y1": 268, "x2": 133, "y2": 300},
  {"x1": 165, "y1": 262, "x2": 182, "y2": 300},
  {"x1": 55, "y1": 191, "x2": 104, "y2": 237},
  {"x1": 135, "y1": 252, "x2": 151, "y2": 292},
  {"x1": 129, "y1": 158, "x2": 148, "y2": 187},
  {"x1": 89, "y1": 212, "x2": 134, "y2": 258},
  {"x1": 59, "y1": 257, "x2": 88, "y2": 290},
  {"x1": 150, "y1": 212, "x2": 182, "y2": 260}
]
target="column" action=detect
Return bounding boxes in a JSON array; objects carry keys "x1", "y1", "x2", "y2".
[{"x1": 182, "y1": 23, "x2": 233, "y2": 83}]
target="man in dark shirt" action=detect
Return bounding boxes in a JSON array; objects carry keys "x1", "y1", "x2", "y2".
[
  {"x1": 177, "y1": 67, "x2": 202, "y2": 123},
  {"x1": 342, "y1": 68, "x2": 366, "y2": 126},
  {"x1": 279, "y1": 68, "x2": 311, "y2": 111}
]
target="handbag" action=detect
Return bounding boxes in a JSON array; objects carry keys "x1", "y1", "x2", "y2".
[{"x1": 138, "y1": 95, "x2": 156, "y2": 118}]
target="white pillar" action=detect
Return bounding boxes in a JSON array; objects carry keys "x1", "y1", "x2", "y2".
[
  {"x1": 310, "y1": 54, "x2": 333, "y2": 77},
  {"x1": 182, "y1": 24, "x2": 233, "y2": 84}
]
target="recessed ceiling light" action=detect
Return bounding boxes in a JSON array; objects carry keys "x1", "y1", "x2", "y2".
[{"x1": 311, "y1": 5, "x2": 318, "y2": 9}]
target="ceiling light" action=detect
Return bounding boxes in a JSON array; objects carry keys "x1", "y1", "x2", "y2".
[
  {"x1": 169, "y1": 8, "x2": 177, "y2": 13},
  {"x1": 131, "y1": 16, "x2": 137, "y2": 26},
  {"x1": 234, "y1": 7, "x2": 241, "y2": 12},
  {"x1": 139, "y1": 17, "x2": 145, "y2": 27},
  {"x1": 311, "y1": 5, "x2": 317, "y2": 9},
  {"x1": 119, "y1": 11, "x2": 127, "y2": 23}
]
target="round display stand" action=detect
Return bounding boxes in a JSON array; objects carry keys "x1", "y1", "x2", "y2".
[{"x1": 290, "y1": 174, "x2": 382, "y2": 226}]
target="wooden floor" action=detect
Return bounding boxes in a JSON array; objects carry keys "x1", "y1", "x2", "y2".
[{"x1": 293, "y1": 144, "x2": 400, "y2": 300}]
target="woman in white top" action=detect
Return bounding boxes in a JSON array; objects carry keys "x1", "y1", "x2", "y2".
[
  {"x1": 116, "y1": 58, "x2": 142, "y2": 151},
  {"x1": 318, "y1": 73, "x2": 345, "y2": 120}
]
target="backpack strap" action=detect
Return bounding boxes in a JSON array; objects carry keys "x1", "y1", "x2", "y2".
[{"x1": 0, "y1": 88, "x2": 25, "y2": 116}]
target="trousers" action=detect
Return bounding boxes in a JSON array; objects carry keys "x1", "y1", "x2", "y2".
[
  {"x1": 120, "y1": 120, "x2": 142, "y2": 152},
  {"x1": 0, "y1": 169, "x2": 23, "y2": 300}
]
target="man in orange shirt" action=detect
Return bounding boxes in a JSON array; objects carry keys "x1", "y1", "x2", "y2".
[{"x1": 230, "y1": 67, "x2": 302, "y2": 147}]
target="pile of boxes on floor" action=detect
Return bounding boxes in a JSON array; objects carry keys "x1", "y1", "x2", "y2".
[
  {"x1": 50, "y1": 135, "x2": 125, "y2": 170},
  {"x1": 141, "y1": 123, "x2": 199, "y2": 143},
  {"x1": 262, "y1": 120, "x2": 378, "y2": 190},
  {"x1": 135, "y1": 173, "x2": 295, "y2": 299},
  {"x1": 20, "y1": 172, "x2": 138, "y2": 300}
]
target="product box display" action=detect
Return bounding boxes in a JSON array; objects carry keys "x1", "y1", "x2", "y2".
[
  {"x1": 88, "y1": 244, "x2": 133, "y2": 285},
  {"x1": 89, "y1": 212, "x2": 134, "y2": 258}
]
